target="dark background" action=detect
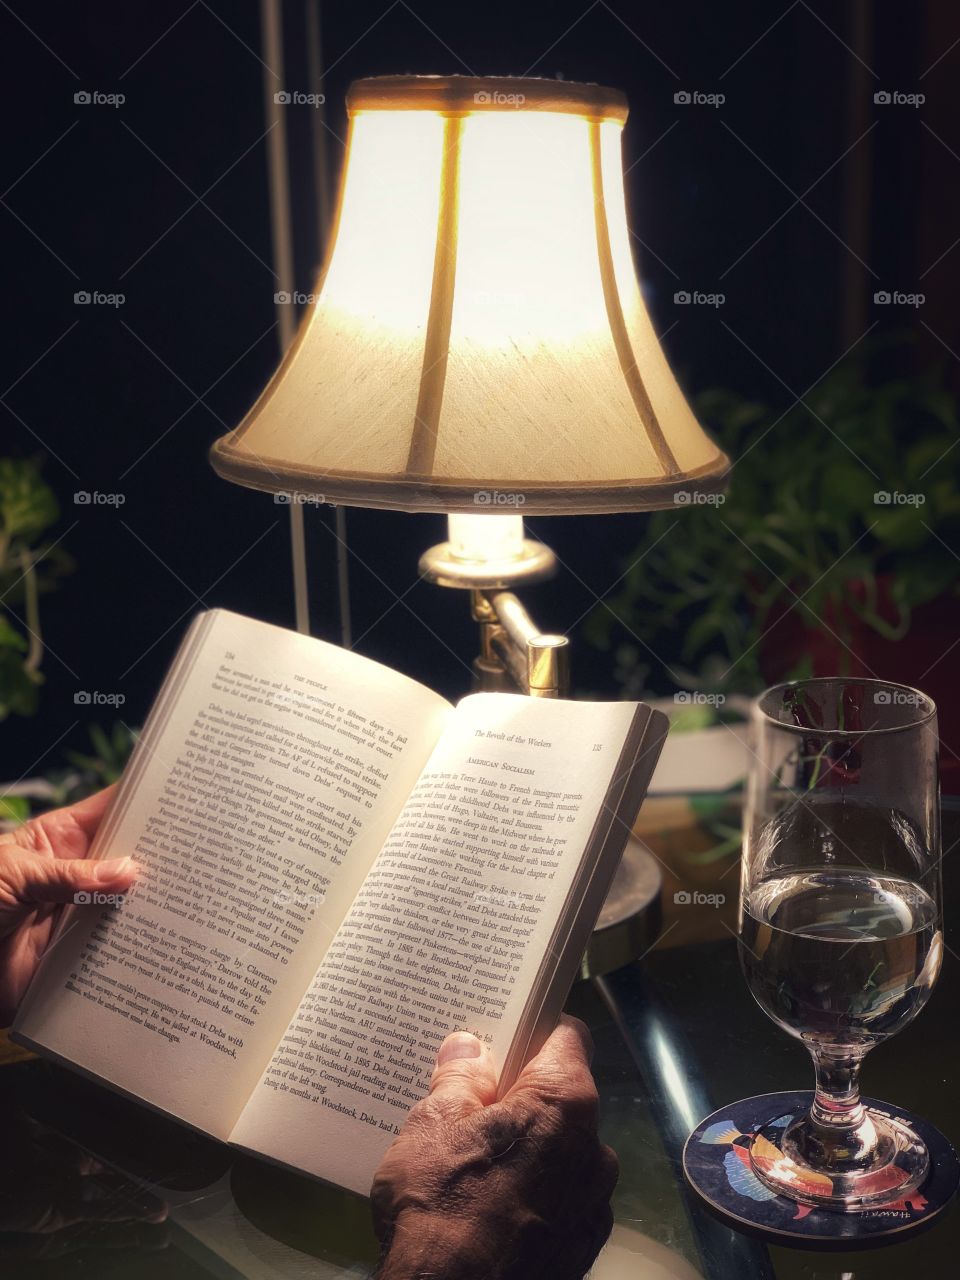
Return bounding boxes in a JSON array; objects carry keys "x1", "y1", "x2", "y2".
[{"x1": 1, "y1": 0, "x2": 957, "y2": 780}]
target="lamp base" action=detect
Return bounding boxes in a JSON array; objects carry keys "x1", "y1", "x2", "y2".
[{"x1": 581, "y1": 838, "x2": 662, "y2": 977}]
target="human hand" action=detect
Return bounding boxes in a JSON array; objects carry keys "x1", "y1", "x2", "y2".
[
  {"x1": 371, "y1": 1015, "x2": 618, "y2": 1280},
  {"x1": 0, "y1": 786, "x2": 136, "y2": 1024}
]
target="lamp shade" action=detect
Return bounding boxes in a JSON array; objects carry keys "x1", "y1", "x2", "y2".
[{"x1": 210, "y1": 76, "x2": 729, "y2": 514}]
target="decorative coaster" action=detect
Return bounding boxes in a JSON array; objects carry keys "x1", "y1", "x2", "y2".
[{"x1": 682, "y1": 1091, "x2": 960, "y2": 1250}]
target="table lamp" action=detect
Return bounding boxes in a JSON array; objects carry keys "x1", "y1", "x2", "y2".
[
  {"x1": 210, "y1": 75, "x2": 729, "y2": 965},
  {"x1": 211, "y1": 74, "x2": 727, "y2": 675}
]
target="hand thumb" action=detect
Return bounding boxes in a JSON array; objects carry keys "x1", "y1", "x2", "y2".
[
  {"x1": 428, "y1": 1032, "x2": 498, "y2": 1115},
  {"x1": 12, "y1": 854, "x2": 136, "y2": 906}
]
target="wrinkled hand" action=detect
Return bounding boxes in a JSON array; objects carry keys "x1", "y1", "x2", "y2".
[
  {"x1": 372, "y1": 1015, "x2": 618, "y2": 1280},
  {"x1": 0, "y1": 786, "x2": 136, "y2": 1024}
]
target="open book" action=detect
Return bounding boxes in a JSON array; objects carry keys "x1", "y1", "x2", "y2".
[{"x1": 13, "y1": 610, "x2": 667, "y2": 1196}]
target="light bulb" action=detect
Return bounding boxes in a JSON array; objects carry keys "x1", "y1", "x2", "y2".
[{"x1": 446, "y1": 513, "x2": 524, "y2": 563}]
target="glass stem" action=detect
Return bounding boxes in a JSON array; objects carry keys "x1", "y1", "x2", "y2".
[{"x1": 809, "y1": 1047, "x2": 870, "y2": 1140}]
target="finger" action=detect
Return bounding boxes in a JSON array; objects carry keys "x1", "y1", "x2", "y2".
[
  {"x1": 504, "y1": 1016, "x2": 598, "y2": 1124},
  {"x1": 52, "y1": 785, "x2": 118, "y2": 842},
  {"x1": 579, "y1": 1202, "x2": 615, "y2": 1277},
  {"x1": 427, "y1": 1032, "x2": 498, "y2": 1116},
  {"x1": 10, "y1": 852, "x2": 136, "y2": 906},
  {"x1": 1, "y1": 786, "x2": 118, "y2": 862},
  {"x1": 597, "y1": 1143, "x2": 620, "y2": 1201},
  {"x1": 510, "y1": 1015, "x2": 594, "y2": 1086},
  {"x1": 555, "y1": 1014, "x2": 595, "y2": 1064}
]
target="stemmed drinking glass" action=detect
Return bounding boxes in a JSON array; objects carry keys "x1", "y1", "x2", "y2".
[{"x1": 739, "y1": 678, "x2": 943, "y2": 1210}]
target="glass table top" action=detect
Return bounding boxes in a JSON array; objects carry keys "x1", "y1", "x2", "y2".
[{"x1": 1, "y1": 796, "x2": 957, "y2": 1278}]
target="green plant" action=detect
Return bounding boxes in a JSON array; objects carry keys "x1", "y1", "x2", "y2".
[
  {"x1": 0, "y1": 724, "x2": 138, "y2": 830},
  {"x1": 0, "y1": 458, "x2": 72, "y2": 719},
  {"x1": 66, "y1": 722, "x2": 138, "y2": 789},
  {"x1": 586, "y1": 342, "x2": 960, "y2": 696},
  {"x1": 0, "y1": 461, "x2": 135, "y2": 829},
  {"x1": 0, "y1": 794, "x2": 30, "y2": 824}
]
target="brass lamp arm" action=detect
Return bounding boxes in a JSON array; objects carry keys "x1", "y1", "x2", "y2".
[{"x1": 471, "y1": 590, "x2": 569, "y2": 698}]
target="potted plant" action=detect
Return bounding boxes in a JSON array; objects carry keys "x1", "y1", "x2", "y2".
[
  {"x1": 585, "y1": 340, "x2": 960, "y2": 776},
  {"x1": 0, "y1": 458, "x2": 136, "y2": 827}
]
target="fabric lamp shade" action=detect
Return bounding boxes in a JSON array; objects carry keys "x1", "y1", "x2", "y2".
[{"x1": 210, "y1": 76, "x2": 729, "y2": 514}]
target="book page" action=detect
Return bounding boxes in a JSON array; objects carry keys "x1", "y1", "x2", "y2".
[
  {"x1": 230, "y1": 693, "x2": 640, "y2": 1193},
  {"x1": 14, "y1": 610, "x2": 451, "y2": 1138}
]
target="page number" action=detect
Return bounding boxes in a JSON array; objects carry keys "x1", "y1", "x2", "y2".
[{"x1": 592, "y1": 743, "x2": 602, "y2": 752}]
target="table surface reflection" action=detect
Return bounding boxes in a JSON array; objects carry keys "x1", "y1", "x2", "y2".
[{"x1": 1, "y1": 798, "x2": 957, "y2": 1279}]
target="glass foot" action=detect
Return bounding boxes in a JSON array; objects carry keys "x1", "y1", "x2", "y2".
[
  {"x1": 749, "y1": 1106, "x2": 929, "y2": 1211},
  {"x1": 684, "y1": 1092, "x2": 959, "y2": 1245}
]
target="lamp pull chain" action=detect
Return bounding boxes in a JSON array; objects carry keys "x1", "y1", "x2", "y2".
[
  {"x1": 261, "y1": 0, "x2": 310, "y2": 634},
  {"x1": 307, "y1": 0, "x2": 352, "y2": 651},
  {"x1": 334, "y1": 507, "x2": 352, "y2": 649},
  {"x1": 289, "y1": 502, "x2": 310, "y2": 635}
]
